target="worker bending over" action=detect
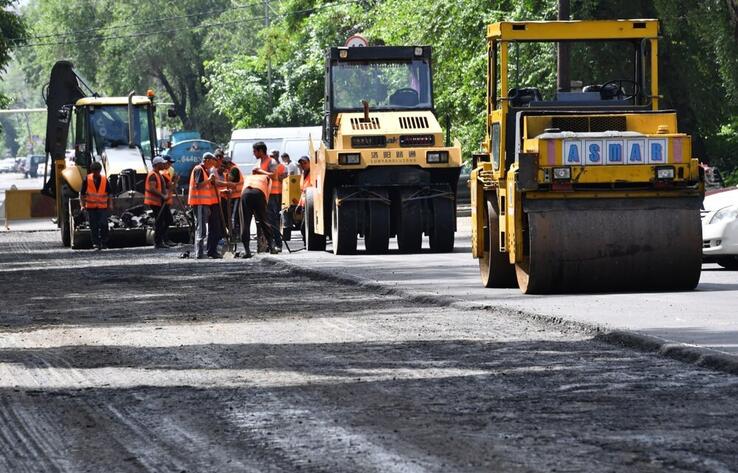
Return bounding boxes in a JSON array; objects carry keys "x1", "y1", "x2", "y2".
[
  {"x1": 239, "y1": 173, "x2": 276, "y2": 258},
  {"x1": 80, "y1": 161, "x2": 112, "y2": 251}
]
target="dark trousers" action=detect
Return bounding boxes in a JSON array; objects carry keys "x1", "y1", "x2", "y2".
[
  {"x1": 219, "y1": 197, "x2": 240, "y2": 239},
  {"x1": 267, "y1": 194, "x2": 283, "y2": 248},
  {"x1": 87, "y1": 208, "x2": 109, "y2": 248},
  {"x1": 207, "y1": 203, "x2": 222, "y2": 256},
  {"x1": 240, "y1": 189, "x2": 273, "y2": 253},
  {"x1": 150, "y1": 205, "x2": 172, "y2": 246}
]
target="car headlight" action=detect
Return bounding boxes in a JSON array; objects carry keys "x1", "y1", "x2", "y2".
[{"x1": 709, "y1": 205, "x2": 738, "y2": 224}]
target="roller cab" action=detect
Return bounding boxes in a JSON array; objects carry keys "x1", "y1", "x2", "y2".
[
  {"x1": 472, "y1": 20, "x2": 704, "y2": 293},
  {"x1": 306, "y1": 45, "x2": 462, "y2": 254}
]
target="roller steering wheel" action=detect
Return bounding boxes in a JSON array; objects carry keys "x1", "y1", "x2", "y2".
[
  {"x1": 600, "y1": 79, "x2": 640, "y2": 101},
  {"x1": 390, "y1": 87, "x2": 420, "y2": 106}
]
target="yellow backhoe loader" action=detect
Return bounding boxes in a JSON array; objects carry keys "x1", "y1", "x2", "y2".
[{"x1": 42, "y1": 61, "x2": 189, "y2": 248}]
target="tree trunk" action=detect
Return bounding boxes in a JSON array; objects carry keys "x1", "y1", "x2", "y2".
[
  {"x1": 727, "y1": 0, "x2": 738, "y2": 40},
  {"x1": 156, "y1": 70, "x2": 189, "y2": 128}
]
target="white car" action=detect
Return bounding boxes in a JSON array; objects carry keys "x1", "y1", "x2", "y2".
[{"x1": 702, "y1": 187, "x2": 738, "y2": 269}]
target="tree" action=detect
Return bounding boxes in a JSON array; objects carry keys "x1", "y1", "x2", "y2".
[
  {"x1": 17, "y1": 0, "x2": 233, "y2": 141},
  {"x1": 0, "y1": 0, "x2": 26, "y2": 136}
]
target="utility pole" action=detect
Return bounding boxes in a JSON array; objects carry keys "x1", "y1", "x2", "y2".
[
  {"x1": 265, "y1": 0, "x2": 273, "y2": 109},
  {"x1": 557, "y1": 0, "x2": 570, "y2": 92}
]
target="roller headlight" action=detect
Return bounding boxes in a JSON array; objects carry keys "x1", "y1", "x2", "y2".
[
  {"x1": 710, "y1": 205, "x2": 738, "y2": 224},
  {"x1": 655, "y1": 166, "x2": 675, "y2": 180},
  {"x1": 338, "y1": 153, "x2": 361, "y2": 165},
  {"x1": 426, "y1": 151, "x2": 449, "y2": 163},
  {"x1": 552, "y1": 167, "x2": 571, "y2": 181}
]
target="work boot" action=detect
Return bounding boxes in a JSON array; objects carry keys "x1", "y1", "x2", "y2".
[
  {"x1": 154, "y1": 243, "x2": 168, "y2": 249},
  {"x1": 208, "y1": 253, "x2": 223, "y2": 259},
  {"x1": 242, "y1": 251, "x2": 253, "y2": 259},
  {"x1": 268, "y1": 247, "x2": 279, "y2": 255},
  {"x1": 164, "y1": 240, "x2": 178, "y2": 247}
]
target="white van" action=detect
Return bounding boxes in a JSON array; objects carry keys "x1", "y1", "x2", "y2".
[{"x1": 227, "y1": 126, "x2": 322, "y2": 172}]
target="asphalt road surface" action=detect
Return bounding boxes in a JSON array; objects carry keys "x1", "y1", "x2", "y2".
[
  {"x1": 0, "y1": 230, "x2": 737, "y2": 472},
  {"x1": 282, "y1": 219, "x2": 738, "y2": 357}
]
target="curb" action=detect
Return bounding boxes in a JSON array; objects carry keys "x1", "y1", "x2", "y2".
[{"x1": 262, "y1": 256, "x2": 738, "y2": 377}]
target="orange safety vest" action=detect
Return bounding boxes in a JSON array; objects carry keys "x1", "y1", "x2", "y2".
[
  {"x1": 260, "y1": 158, "x2": 284, "y2": 195},
  {"x1": 161, "y1": 172, "x2": 173, "y2": 206},
  {"x1": 144, "y1": 171, "x2": 163, "y2": 206},
  {"x1": 84, "y1": 174, "x2": 109, "y2": 209},
  {"x1": 188, "y1": 164, "x2": 219, "y2": 206},
  {"x1": 230, "y1": 165, "x2": 244, "y2": 197},
  {"x1": 243, "y1": 174, "x2": 269, "y2": 201}
]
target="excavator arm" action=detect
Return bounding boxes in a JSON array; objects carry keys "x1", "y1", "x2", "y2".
[{"x1": 41, "y1": 61, "x2": 87, "y2": 199}]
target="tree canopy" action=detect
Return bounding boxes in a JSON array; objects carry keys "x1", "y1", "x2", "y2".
[{"x1": 4, "y1": 0, "x2": 738, "y2": 182}]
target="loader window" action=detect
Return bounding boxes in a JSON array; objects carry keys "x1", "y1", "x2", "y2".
[
  {"x1": 89, "y1": 105, "x2": 152, "y2": 156},
  {"x1": 331, "y1": 59, "x2": 432, "y2": 111}
]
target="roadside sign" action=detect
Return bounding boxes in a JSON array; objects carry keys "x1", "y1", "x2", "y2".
[{"x1": 344, "y1": 34, "x2": 368, "y2": 48}]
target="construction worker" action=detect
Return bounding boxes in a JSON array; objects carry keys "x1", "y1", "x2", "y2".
[
  {"x1": 281, "y1": 152, "x2": 299, "y2": 175},
  {"x1": 239, "y1": 173, "x2": 275, "y2": 258},
  {"x1": 160, "y1": 156, "x2": 178, "y2": 246},
  {"x1": 144, "y1": 157, "x2": 171, "y2": 248},
  {"x1": 297, "y1": 155, "x2": 311, "y2": 209},
  {"x1": 188, "y1": 152, "x2": 220, "y2": 259},
  {"x1": 223, "y1": 154, "x2": 244, "y2": 236},
  {"x1": 79, "y1": 161, "x2": 112, "y2": 251},
  {"x1": 253, "y1": 142, "x2": 287, "y2": 252}
]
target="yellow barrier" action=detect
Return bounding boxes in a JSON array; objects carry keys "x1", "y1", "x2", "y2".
[{"x1": 3, "y1": 188, "x2": 56, "y2": 228}]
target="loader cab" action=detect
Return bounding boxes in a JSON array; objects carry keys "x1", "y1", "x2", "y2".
[
  {"x1": 486, "y1": 20, "x2": 661, "y2": 173},
  {"x1": 71, "y1": 98, "x2": 157, "y2": 167},
  {"x1": 324, "y1": 46, "x2": 434, "y2": 148}
]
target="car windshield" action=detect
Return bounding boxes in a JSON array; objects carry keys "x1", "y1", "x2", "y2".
[
  {"x1": 331, "y1": 59, "x2": 432, "y2": 110},
  {"x1": 89, "y1": 105, "x2": 151, "y2": 155}
]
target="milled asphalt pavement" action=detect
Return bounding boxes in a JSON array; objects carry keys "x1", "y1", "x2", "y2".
[{"x1": 272, "y1": 220, "x2": 738, "y2": 363}]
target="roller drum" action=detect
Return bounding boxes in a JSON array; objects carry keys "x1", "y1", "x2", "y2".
[{"x1": 517, "y1": 197, "x2": 702, "y2": 293}]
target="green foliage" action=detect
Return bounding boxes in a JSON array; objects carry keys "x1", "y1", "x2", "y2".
[{"x1": 7, "y1": 0, "x2": 738, "y2": 174}]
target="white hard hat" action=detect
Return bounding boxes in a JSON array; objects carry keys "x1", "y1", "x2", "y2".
[{"x1": 152, "y1": 157, "x2": 166, "y2": 165}]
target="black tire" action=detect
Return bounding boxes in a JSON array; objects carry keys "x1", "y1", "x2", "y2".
[
  {"x1": 429, "y1": 194, "x2": 455, "y2": 253},
  {"x1": 397, "y1": 189, "x2": 423, "y2": 253},
  {"x1": 479, "y1": 197, "x2": 517, "y2": 288},
  {"x1": 332, "y1": 188, "x2": 358, "y2": 255},
  {"x1": 365, "y1": 190, "x2": 390, "y2": 254},
  {"x1": 60, "y1": 202, "x2": 71, "y2": 247},
  {"x1": 69, "y1": 206, "x2": 92, "y2": 249},
  {"x1": 717, "y1": 256, "x2": 738, "y2": 270},
  {"x1": 305, "y1": 188, "x2": 326, "y2": 251},
  {"x1": 60, "y1": 184, "x2": 71, "y2": 247}
]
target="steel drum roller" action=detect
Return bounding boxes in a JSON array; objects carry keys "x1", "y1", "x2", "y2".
[{"x1": 515, "y1": 197, "x2": 703, "y2": 294}]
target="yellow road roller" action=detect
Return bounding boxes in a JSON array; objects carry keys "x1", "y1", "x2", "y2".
[
  {"x1": 471, "y1": 20, "x2": 704, "y2": 293},
  {"x1": 305, "y1": 45, "x2": 462, "y2": 254}
]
